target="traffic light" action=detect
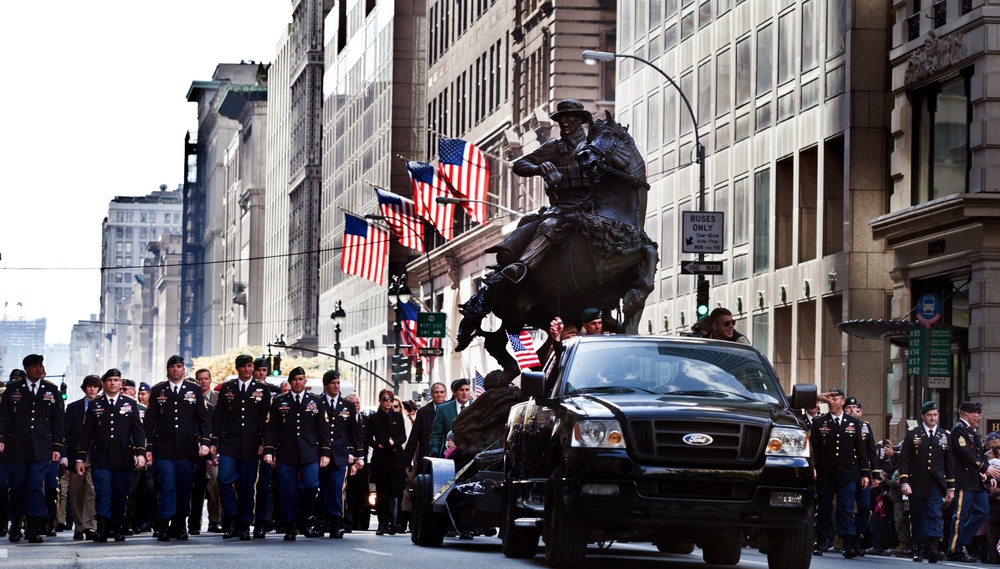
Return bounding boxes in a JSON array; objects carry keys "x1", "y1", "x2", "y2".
[
  {"x1": 414, "y1": 360, "x2": 423, "y2": 383},
  {"x1": 696, "y1": 279, "x2": 710, "y2": 318},
  {"x1": 60, "y1": 381, "x2": 67, "y2": 401},
  {"x1": 391, "y1": 354, "x2": 411, "y2": 383},
  {"x1": 272, "y1": 355, "x2": 282, "y2": 376},
  {"x1": 265, "y1": 355, "x2": 273, "y2": 375}
]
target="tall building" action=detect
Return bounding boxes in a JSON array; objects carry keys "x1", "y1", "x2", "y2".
[
  {"x1": 183, "y1": 63, "x2": 265, "y2": 361},
  {"x1": 98, "y1": 185, "x2": 182, "y2": 374},
  {"x1": 144, "y1": 235, "x2": 184, "y2": 380},
  {"x1": 865, "y1": 0, "x2": 1000, "y2": 433},
  {"x1": 68, "y1": 315, "x2": 102, "y2": 398},
  {"x1": 614, "y1": 1, "x2": 893, "y2": 433},
  {"x1": 0, "y1": 312, "x2": 46, "y2": 377},
  {"x1": 319, "y1": 0, "x2": 426, "y2": 403}
]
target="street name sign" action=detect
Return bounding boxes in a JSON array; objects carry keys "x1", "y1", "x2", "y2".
[
  {"x1": 416, "y1": 312, "x2": 447, "y2": 338},
  {"x1": 681, "y1": 211, "x2": 724, "y2": 254}
]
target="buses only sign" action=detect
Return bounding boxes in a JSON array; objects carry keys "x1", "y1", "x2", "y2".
[{"x1": 682, "y1": 211, "x2": 724, "y2": 254}]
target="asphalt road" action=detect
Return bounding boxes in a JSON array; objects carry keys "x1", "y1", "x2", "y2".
[{"x1": 0, "y1": 528, "x2": 987, "y2": 569}]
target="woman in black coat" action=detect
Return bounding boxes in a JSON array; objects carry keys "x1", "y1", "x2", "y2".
[{"x1": 367, "y1": 389, "x2": 406, "y2": 535}]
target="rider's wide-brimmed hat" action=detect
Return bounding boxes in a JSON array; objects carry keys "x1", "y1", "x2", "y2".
[{"x1": 550, "y1": 99, "x2": 592, "y2": 122}]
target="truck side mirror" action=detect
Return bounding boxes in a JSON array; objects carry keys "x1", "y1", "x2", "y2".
[
  {"x1": 789, "y1": 383, "x2": 818, "y2": 410},
  {"x1": 521, "y1": 371, "x2": 546, "y2": 400}
]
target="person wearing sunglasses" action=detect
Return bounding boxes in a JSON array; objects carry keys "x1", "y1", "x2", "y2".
[
  {"x1": 366, "y1": 389, "x2": 405, "y2": 535},
  {"x1": 709, "y1": 307, "x2": 751, "y2": 344}
]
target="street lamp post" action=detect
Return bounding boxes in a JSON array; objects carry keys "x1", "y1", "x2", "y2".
[
  {"x1": 330, "y1": 300, "x2": 346, "y2": 372},
  {"x1": 583, "y1": 49, "x2": 709, "y2": 306}
]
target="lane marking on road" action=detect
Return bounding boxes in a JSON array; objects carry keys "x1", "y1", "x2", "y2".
[{"x1": 354, "y1": 548, "x2": 392, "y2": 556}]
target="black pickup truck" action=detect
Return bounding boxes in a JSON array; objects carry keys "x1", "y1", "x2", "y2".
[{"x1": 502, "y1": 335, "x2": 816, "y2": 569}]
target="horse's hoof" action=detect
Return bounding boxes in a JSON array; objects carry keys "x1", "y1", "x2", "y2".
[{"x1": 501, "y1": 263, "x2": 527, "y2": 284}]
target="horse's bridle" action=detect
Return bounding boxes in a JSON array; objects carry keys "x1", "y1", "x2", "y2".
[{"x1": 580, "y1": 126, "x2": 650, "y2": 190}]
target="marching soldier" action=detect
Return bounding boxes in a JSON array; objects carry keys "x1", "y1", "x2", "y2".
[
  {"x1": 0, "y1": 354, "x2": 65, "y2": 543},
  {"x1": 844, "y1": 396, "x2": 880, "y2": 557},
  {"x1": 144, "y1": 355, "x2": 212, "y2": 541},
  {"x1": 251, "y1": 358, "x2": 275, "y2": 537},
  {"x1": 898, "y1": 400, "x2": 955, "y2": 562},
  {"x1": 317, "y1": 370, "x2": 362, "y2": 538},
  {"x1": 947, "y1": 401, "x2": 1000, "y2": 561},
  {"x1": 212, "y1": 354, "x2": 271, "y2": 540},
  {"x1": 263, "y1": 367, "x2": 330, "y2": 540},
  {"x1": 75, "y1": 369, "x2": 146, "y2": 542},
  {"x1": 810, "y1": 388, "x2": 871, "y2": 558}
]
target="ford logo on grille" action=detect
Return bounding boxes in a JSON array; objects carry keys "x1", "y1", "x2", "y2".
[{"x1": 682, "y1": 433, "x2": 714, "y2": 446}]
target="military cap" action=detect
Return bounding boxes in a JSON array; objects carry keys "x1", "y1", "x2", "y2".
[
  {"x1": 580, "y1": 308, "x2": 602, "y2": 324},
  {"x1": 986, "y1": 432, "x2": 1000, "y2": 444},
  {"x1": 253, "y1": 358, "x2": 268, "y2": 370},
  {"x1": 235, "y1": 354, "x2": 254, "y2": 367},
  {"x1": 139, "y1": 382, "x2": 151, "y2": 392},
  {"x1": 166, "y1": 355, "x2": 184, "y2": 367},
  {"x1": 9, "y1": 369, "x2": 25, "y2": 380},
  {"x1": 844, "y1": 396, "x2": 861, "y2": 408},
  {"x1": 451, "y1": 378, "x2": 470, "y2": 392},
  {"x1": 322, "y1": 369, "x2": 341, "y2": 385},
  {"x1": 102, "y1": 368, "x2": 122, "y2": 381},
  {"x1": 123, "y1": 379, "x2": 136, "y2": 388},
  {"x1": 828, "y1": 387, "x2": 845, "y2": 398},
  {"x1": 959, "y1": 401, "x2": 982, "y2": 414},
  {"x1": 920, "y1": 400, "x2": 938, "y2": 414},
  {"x1": 22, "y1": 354, "x2": 43, "y2": 367}
]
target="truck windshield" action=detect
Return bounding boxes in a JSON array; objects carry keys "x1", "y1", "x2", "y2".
[{"x1": 563, "y1": 341, "x2": 784, "y2": 404}]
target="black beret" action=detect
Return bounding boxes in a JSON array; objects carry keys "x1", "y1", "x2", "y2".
[
  {"x1": 920, "y1": 400, "x2": 938, "y2": 414},
  {"x1": 287, "y1": 366, "x2": 306, "y2": 379},
  {"x1": 9, "y1": 369, "x2": 25, "y2": 380},
  {"x1": 22, "y1": 354, "x2": 43, "y2": 368},
  {"x1": 451, "y1": 378, "x2": 470, "y2": 392},
  {"x1": 166, "y1": 355, "x2": 184, "y2": 367},
  {"x1": 580, "y1": 308, "x2": 602, "y2": 323},
  {"x1": 102, "y1": 368, "x2": 122, "y2": 381},
  {"x1": 844, "y1": 396, "x2": 860, "y2": 408},
  {"x1": 123, "y1": 379, "x2": 136, "y2": 388},
  {"x1": 235, "y1": 354, "x2": 254, "y2": 367},
  {"x1": 81, "y1": 375, "x2": 102, "y2": 389},
  {"x1": 828, "y1": 387, "x2": 845, "y2": 398},
  {"x1": 959, "y1": 401, "x2": 982, "y2": 414},
  {"x1": 322, "y1": 370, "x2": 341, "y2": 385},
  {"x1": 253, "y1": 358, "x2": 268, "y2": 370}
]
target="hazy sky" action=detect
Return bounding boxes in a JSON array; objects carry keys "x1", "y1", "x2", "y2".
[{"x1": 0, "y1": 1, "x2": 291, "y2": 344}]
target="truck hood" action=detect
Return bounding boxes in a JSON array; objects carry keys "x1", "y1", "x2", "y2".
[{"x1": 573, "y1": 393, "x2": 802, "y2": 429}]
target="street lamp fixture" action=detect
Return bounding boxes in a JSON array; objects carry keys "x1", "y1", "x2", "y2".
[
  {"x1": 435, "y1": 196, "x2": 525, "y2": 217},
  {"x1": 330, "y1": 300, "x2": 346, "y2": 371}
]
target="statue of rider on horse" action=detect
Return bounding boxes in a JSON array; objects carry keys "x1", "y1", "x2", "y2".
[{"x1": 456, "y1": 100, "x2": 659, "y2": 377}]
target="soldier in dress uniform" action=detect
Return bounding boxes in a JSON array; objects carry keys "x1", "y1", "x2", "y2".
[
  {"x1": 75, "y1": 369, "x2": 146, "y2": 542},
  {"x1": 343, "y1": 393, "x2": 369, "y2": 531},
  {"x1": 263, "y1": 366, "x2": 330, "y2": 541},
  {"x1": 844, "y1": 396, "x2": 880, "y2": 557},
  {"x1": 810, "y1": 387, "x2": 871, "y2": 558},
  {"x1": 144, "y1": 355, "x2": 212, "y2": 541},
  {"x1": 126, "y1": 382, "x2": 154, "y2": 534},
  {"x1": 250, "y1": 358, "x2": 275, "y2": 537},
  {"x1": 212, "y1": 354, "x2": 272, "y2": 540},
  {"x1": 0, "y1": 354, "x2": 65, "y2": 543},
  {"x1": 947, "y1": 401, "x2": 1000, "y2": 561},
  {"x1": 317, "y1": 369, "x2": 362, "y2": 538},
  {"x1": 898, "y1": 400, "x2": 955, "y2": 562}
]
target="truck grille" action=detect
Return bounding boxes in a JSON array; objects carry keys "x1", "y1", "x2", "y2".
[{"x1": 627, "y1": 420, "x2": 766, "y2": 465}]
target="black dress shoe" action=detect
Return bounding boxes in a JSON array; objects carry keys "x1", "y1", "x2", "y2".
[
  {"x1": 948, "y1": 547, "x2": 977, "y2": 563},
  {"x1": 188, "y1": 527, "x2": 201, "y2": 535},
  {"x1": 207, "y1": 523, "x2": 224, "y2": 533},
  {"x1": 73, "y1": 531, "x2": 84, "y2": 540},
  {"x1": 253, "y1": 526, "x2": 267, "y2": 539},
  {"x1": 238, "y1": 524, "x2": 251, "y2": 541},
  {"x1": 283, "y1": 531, "x2": 296, "y2": 541}
]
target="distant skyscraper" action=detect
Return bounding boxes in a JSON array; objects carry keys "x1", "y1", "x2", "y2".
[{"x1": 0, "y1": 313, "x2": 46, "y2": 377}]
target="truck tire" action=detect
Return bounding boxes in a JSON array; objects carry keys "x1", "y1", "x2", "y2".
[
  {"x1": 703, "y1": 539, "x2": 742, "y2": 565},
  {"x1": 766, "y1": 527, "x2": 812, "y2": 569},
  {"x1": 501, "y1": 474, "x2": 539, "y2": 558},
  {"x1": 411, "y1": 473, "x2": 446, "y2": 547},
  {"x1": 656, "y1": 542, "x2": 695, "y2": 554},
  {"x1": 543, "y1": 469, "x2": 586, "y2": 569}
]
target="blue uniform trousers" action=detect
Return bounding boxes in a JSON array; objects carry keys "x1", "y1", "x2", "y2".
[
  {"x1": 153, "y1": 459, "x2": 195, "y2": 521},
  {"x1": 218, "y1": 456, "x2": 260, "y2": 522},
  {"x1": 275, "y1": 463, "x2": 318, "y2": 525},
  {"x1": 854, "y1": 484, "x2": 872, "y2": 537},
  {"x1": 910, "y1": 483, "x2": 946, "y2": 541},
  {"x1": 254, "y1": 459, "x2": 272, "y2": 524},
  {"x1": 92, "y1": 469, "x2": 132, "y2": 519},
  {"x1": 949, "y1": 488, "x2": 990, "y2": 551},
  {"x1": 817, "y1": 482, "x2": 857, "y2": 537},
  {"x1": 8, "y1": 460, "x2": 49, "y2": 518},
  {"x1": 319, "y1": 464, "x2": 348, "y2": 517}
]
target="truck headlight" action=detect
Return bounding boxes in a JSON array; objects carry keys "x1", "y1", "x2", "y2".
[
  {"x1": 572, "y1": 420, "x2": 626, "y2": 448},
  {"x1": 765, "y1": 427, "x2": 809, "y2": 457}
]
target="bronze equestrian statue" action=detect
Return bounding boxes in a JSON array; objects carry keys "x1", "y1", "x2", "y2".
[{"x1": 457, "y1": 101, "x2": 659, "y2": 377}]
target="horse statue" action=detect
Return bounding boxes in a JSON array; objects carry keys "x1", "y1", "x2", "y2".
[{"x1": 456, "y1": 112, "x2": 659, "y2": 377}]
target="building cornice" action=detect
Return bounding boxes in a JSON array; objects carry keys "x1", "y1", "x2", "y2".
[{"x1": 871, "y1": 193, "x2": 1000, "y2": 247}]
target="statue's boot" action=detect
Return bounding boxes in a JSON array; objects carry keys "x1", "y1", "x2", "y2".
[{"x1": 501, "y1": 236, "x2": 551, "y2": 284}]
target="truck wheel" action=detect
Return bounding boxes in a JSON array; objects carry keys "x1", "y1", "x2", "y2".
[
  {"x1": 766, "y1": 527, "x2": 812, "y2": 569},
  {"x1": 703, "y1": 539, "x2": 742, "y2": 565},
  {"x1": 501, "y1": 474, "x2": 539, "y2": 558},
  {"x1": 411, "y1": 473, "x2": 446, "y2": 547},
  {"x1": 543, "y1": 469, "x2": 586, "y2": 569},
  {"x1": 656, "y1": 542, "x2": 695, "y2": 554}
]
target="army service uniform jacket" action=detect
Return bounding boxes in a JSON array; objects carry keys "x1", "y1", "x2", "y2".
[
  {"x1": 144, "y1": 379, "x2": 212, "y2": 461},
  {"x1": 810, "y1": 412, "x2": 872, "y2": 486},
  {"x1": 898, "y1": 424, "x2": 955, "y2": 496},
  {"x1": 263, "y1": 391, "x2": 331, "y2": 465},
  {"x1": 212, "y1": 378, "x2": 272, "y2": 460},
  {"x1": 76, "y1": 394, "x2": 146, "y2": 470},
  {"x1": 950, "y1": 419, "x2": 989, "y2": 492},
  {"x1": 320, "y1": 394, "x2": 361, "y2": 468},
  {"x1": 0, "y1": 378, "x2": 66, "y2": 461}
]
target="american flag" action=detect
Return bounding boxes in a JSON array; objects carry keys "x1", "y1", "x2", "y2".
[
  {"x1": 406, "y1": 161, "x2": 454, "y2": 240},
  {"x1": 341, "y1": 213, "x2": 387, "y2": 286},
  {"x1": 508, "y1": 330, "x2": 541, "y2": 370},
  {"x1": 438, "y1": 138, "x2": 490, "y2": 225},
  {"x1": 399, "y1": 300, "x2": 440, "y2": 367},
  {"x1": 473, "y1": 370, "x2": 486, "y2": 398},
  {"x1": 373, "y1": 186, "x2": 425, "y2": 252}
]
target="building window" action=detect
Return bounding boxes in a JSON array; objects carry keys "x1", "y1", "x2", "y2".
[
  {"x1": 777, "y1": 11, "x2": 794, "y2": 85},
  {"x1": 115, "y1": 273, "x2": 123, "y2": 283},
  {"x1": 716, "y1": 48, "x2": 731, "y2": 116},
  {"x1": 735, "y1": 36, "x2": 751, "y2": 107},
  {"x1": 116, "y1": 227, "x2": 124, "y2": 238},
  {"x1": 827, "y1": 0, "x2": 846, "y2": 59},
  {"x1": 116, "y1": 212, "x2": 124, "y2": 222},
  {"x1": 912, "y1": 72, "x2": 971, "y2": 204},
  {"x1": 116, "y1": 257, "x2": 123, "y2": 268},
  {"x1": 752, "y1": 312, "x2": 769, "y2": 355},
  {"x1": 164, "y1": 213, "x2": 170, "y2": 224},
  {"x1": 125, "y1": 212, "x2": 132, "y2": 222},
  {"x1": 125, "y1": 242, "x2": 133, "y2": 254},
  {"x1": 140, "y1": 212, "x2": 147, "y2": 223},
  {"x1": 125, "y1": 227, "x2": 132, "y2": 239},
  {"x1": 174, "y1": 213, "x2": 180, "y2": 223},
  {"x1": 699, "y1": 0, "x2": 713, "y2": 28},
  {"x1": 801, "y1": 0, "x2": 817, "y2": 71},
  {"x1": 116, "y1": 242, "x2": 123, "y2": 253},
  {"x1": 756, "y1": 23, "x2": 773, "y2": 97},
  {"x1": 734, "y1": 176, "x2": 749, "y2": 245},
  {"x1": 141, "y1": 228, "x2": 148, "y2": 240},
  {"x1": 698, "y1": 60, "x2": 711, "y2": 126},
  {"x1": 753, "y1": 168, "x2": 771, "y2": 273}
]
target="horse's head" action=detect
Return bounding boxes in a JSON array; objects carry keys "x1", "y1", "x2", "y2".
[{"x1": 576, "y1": 111, "x2": 648, "y2": 190}]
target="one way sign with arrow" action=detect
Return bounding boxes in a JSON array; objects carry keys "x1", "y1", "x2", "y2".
[{"x1": 680, "y1": 261, "x2": 724, "y2": 275}]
